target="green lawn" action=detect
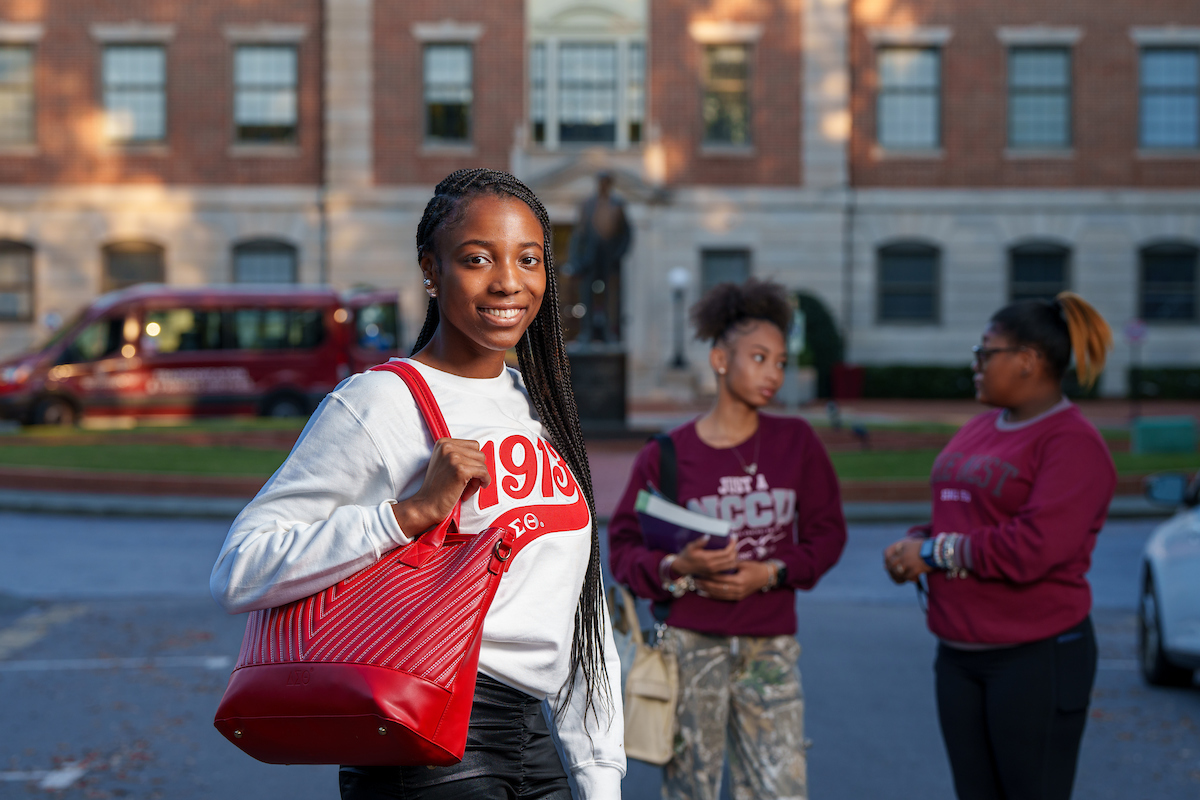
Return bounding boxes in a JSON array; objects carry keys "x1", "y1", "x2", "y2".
[
  {"x1": 829, "y1": 448, "x2": 1200, "y2": 480},
  {"x1": 0, "y1": 444, "x2": 289, "y2": 476}
]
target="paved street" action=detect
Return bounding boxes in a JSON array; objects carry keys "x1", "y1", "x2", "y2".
[{"x1": 0, "y1": 511, "x2": 1196, "y2": 799}]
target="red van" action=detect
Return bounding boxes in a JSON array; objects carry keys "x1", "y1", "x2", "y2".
[{"x1": 0, "y1": 284, "x2": 402, "y2": 425}]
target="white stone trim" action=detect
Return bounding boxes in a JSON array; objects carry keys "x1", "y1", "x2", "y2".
[
  {"x1": 411, "y1": 21, "x2": 485, "y2": 43},
  {"x1": 90, "y1": 23, "x2": 176, "y2": 43},
  {"x1": 996, "y1": 26, "x2": 1082, "y2": 46},
  {"x1": 803, "y1": 0, "x2": 850, "y2": 190},
  {"x1": 224, "y1": 24, "x2": 307, "y2": 43},
  {"x1": 325, "y1": 0, "x2": 372, "y2": 189},
  {"x1": 867, "y1": 26, "x2": 952, "y2": 47},
  {"x1": 0, "y1": 23, "x2": 44, "y2": 43},
  {"x1": 1130, "y1": 26, "x2": 1200, "y2": 47},
  {"x1": 688, "y1": 20, "x2": 764, "y2": 44}
]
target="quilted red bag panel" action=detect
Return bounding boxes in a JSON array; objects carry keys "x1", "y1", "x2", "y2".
[{"x1": 213, "y1": 361, "x2": 517, "y2": 766}]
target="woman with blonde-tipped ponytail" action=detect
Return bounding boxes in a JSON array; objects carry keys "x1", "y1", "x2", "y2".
[{"x1": 883, "y1": 293, "x2": 1116, "y2": 800}]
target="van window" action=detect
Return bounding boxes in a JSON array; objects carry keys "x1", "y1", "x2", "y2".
[
  {"x1": 59, "y1": 317, "x2": 123, "y2": 364},
  {"x1": 356, "y1": 302, "x2": 398, "y2": 350},
  {"x1": 144, "y1": 309, "x2": 223, "y2": 353},
  {"x1": 232, "y1": 308, "x2": 324, "y2": 350}
]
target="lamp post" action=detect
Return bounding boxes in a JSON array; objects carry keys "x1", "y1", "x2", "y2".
[{"x1": 668, "y1": 267, "x2": 690, "y2": 368}]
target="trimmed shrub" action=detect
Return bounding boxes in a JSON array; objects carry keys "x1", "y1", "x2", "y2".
[{"x1": 1129, "y1": 368, "x2": 1200, "y2": 400}]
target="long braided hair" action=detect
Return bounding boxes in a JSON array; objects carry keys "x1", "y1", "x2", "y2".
[{"x1": 412, "y1": 168, "x2": 609, "y2": 724}]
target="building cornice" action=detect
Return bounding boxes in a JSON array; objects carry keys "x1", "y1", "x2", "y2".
[
  {"x1": 224, "y1": 24, "x2": 308, "y2": 43},
  {"x1": 90, "y1": 23, "x2": 176, "y2": 43},
  {"x1": 1129, "y1": 26, "x2": 1200, "y2": 46},
  {"x1": 688, "y1": 20, "x2": 763, "y2": 44},
  {"x1": 867, "y1": 26, "x2": 952, "y2": 47},
  {"x1": 411, "y1": 20, "x2": 485, "y2": 43},
  {"x1": 0, "y1": 23, "x2": 43, "y2": 43},
  {"x1": 996, "y1": 26, "x2": 1083, "y2": 46}
]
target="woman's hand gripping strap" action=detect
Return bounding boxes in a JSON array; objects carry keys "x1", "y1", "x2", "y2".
[{"x1": 370, "y1": 361, "x2": 467, "y2": 567}]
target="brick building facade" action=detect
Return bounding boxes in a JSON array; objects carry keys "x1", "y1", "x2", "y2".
[{"x1": 0, "y1": 0, "x2": 1197, "y2": 400}]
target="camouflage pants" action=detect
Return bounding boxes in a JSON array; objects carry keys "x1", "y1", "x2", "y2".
[{"x1": 660, "y1": 628, "x2": 807, "y2": 800}]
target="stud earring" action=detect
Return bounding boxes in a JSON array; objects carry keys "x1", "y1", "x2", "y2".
[
  {"x1": 422, "y1": 278, "x2": 432, "y2": 287},
  {"x1": 718, "y1": 368, "x2": 727, "y2": 375}
]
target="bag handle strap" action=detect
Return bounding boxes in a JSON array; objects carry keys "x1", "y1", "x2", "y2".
[
  {"x1": 369, "y1": 361, "x2": 465, "y2": 565},
  {"x1": 612, "y1": 583, "x2": 645, "y2": 647}
]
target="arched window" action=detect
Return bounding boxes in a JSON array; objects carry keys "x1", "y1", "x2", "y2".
[
  {"x1": 233, "y1": 239, "x2": 298, "y2": 284},
  {"x1": 0, "y1": 240, "x2": 34, "y2": 321},
  {"x1": 877, "y1": 241, "x2": 940, "y2": 323},
  {"x1": 102, "y1": 241, "x2": 165, "y2": 293},
  {"x1": 1009, "y1": 242, "x2": 1070, "y2": 303},
  {"x1": 1140, "y1": 242, "x2": 1198, "y2": 322}
]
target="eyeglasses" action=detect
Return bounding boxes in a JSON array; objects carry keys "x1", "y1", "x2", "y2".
[{"x1": 971, "y1": 345, "x2": 1022, "y2": 366}]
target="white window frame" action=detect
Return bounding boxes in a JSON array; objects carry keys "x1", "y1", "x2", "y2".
[
  {"x1": 101, "y1": 43, "x2": 168, "y2": 144},
  {"x1": 527, "y1": 36, "x2": 645, "y2": 151}
]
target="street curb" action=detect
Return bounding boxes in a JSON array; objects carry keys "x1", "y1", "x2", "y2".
[{"x1": 0, "y1": 489, "x2": 1173, "y2": 522}]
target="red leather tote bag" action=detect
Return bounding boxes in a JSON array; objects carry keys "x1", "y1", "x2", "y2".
[{"x1": 213, "y1": 361, "x2": 516, "y2": 766}]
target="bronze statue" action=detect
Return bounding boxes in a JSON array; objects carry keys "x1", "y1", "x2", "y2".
[{"x1": 568, "y1": 172, "x2": 632, "y2": 343}]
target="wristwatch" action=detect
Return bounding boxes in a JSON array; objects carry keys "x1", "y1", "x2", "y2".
[{"x1": 920, "y1": 538, "x2": 937, "y2": 568}]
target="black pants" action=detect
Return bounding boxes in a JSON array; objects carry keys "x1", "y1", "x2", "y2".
[
  {"x1": 935, "y1": 616, "x2": 1097, "y2": 800},
  {"x1": 339, "y1": 674, "x2": 571, "y2": 800}
]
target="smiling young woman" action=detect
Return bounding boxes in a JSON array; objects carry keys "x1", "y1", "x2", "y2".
[
  {"x1": 883, "y1": 292, "x2": 1116, "y2": 800},
  {"x1": 211, "y1": 169, "x2": 623, "y2": 800},
  {"x1": 609, "y1": 279, "x2": 847, "y2": 800}
]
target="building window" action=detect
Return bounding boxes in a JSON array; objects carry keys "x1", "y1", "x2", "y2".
[
  {"x1": 703, "y1": 44, "x2": 750, "y2": 146},
  {"x1": 877, "y1": 48, "x2": 940, "y2": 149},
  {"x1": 0, "y1": 46, "x2": 34, "y2": 146},
  {"x1": 0, "y1": 241, "x2": 33, "y2": 321},
  {"x1": 1010, "y1": 243, "x2": 1069, "y2": 302},
  {"x1": 530, "y1": 43, "x2": 546, "y2": 144},
  {"x1": 234, "y1": 45, "x2": 297, "y2": 143},
  {"x1": 103, "y1": 45, "x2": 166, "y2": 143},
  {"x1": 701, "y1": 249, "x2": 751, "y2": 294},
  {"x1": 102, "y1": 241, "x2": 164, "y2": 293},
  {"x1": 1140, "y1": 242, "x2": 1198, "y2": 321},
  {"x1": 1140, "y1": 48, "x2": 1199, "y2": 149},
  {"x1": 233, "y1": 240, "x2": 297, "y2": 284},
  {"x1": 559, "y1": 43, "x2": 617, "y2": 144},
  {"x1": 628, "y1": 42, "x2": 645, "y2": 144},
  {"x1": 1009, "y1": 48, "x2": 1071, "y2": 149},
  {"x1": 878, "y1": 242, "x2": 939, "y2": 323},
  {"x1": 424, "y1": 44, "x2": 472, "y2": 143}
]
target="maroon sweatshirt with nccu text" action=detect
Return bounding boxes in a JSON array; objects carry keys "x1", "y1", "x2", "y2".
[
  {"x1": 916, "y1": 401, "x2": 1116, "y2": 645},
  {"x1": 608, "y1": 414, "x2": 847, "y2": 637}
]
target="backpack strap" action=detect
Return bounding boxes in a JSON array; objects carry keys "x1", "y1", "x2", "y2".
[
  {"x1": 652, "y1": 432, "x2": 677, "y2": 504},
  {"x1": 649, "y1": 432, "x2": 677, "y2": 625},
  {"x1": 369, "y1": 361, "x2": 466, "y2": 563}
]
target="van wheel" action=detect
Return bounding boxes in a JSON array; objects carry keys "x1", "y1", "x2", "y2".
[
  {"x1": 262, "y1": 394, "x2": 307, "y2": 418},
  {"x1": 1139, "y1": 573, "x2": 1194, "y2": 687},
  {"x1": 32, "y1": 397, "x2": 77, "y2": 426}
]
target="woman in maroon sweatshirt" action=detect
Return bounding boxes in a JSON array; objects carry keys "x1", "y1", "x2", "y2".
[
  {"x1": 609, "y1": 279, "x2": 846, "y2": 800},
  {"x1": 885, "y1": 292, "x2": 1115, "y2": 800}
]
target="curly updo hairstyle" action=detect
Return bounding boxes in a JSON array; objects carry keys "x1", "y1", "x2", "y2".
[
  {"x1": 412, "y1": 168, "x2": 609, "y2": 724},
  {"x1": 989, "y1": 292, "x2": 1113, "y2": 388},
  {"x1": 691, "y1": 278, "x2": 792, "y2": 345}
]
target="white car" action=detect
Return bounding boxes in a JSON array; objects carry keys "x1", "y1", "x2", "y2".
[{"x1": 1140, "y1": 472, "x2": 1200, "y2": 686}]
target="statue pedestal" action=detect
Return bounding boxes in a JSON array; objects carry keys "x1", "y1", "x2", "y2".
[{"x1": 566, "y1": 343, "x2": 627, "y2": 435}]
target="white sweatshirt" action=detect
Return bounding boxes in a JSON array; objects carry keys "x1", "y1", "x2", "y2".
[{"x1": 210, "y1": 359, "x2": 625, "y2": 797}]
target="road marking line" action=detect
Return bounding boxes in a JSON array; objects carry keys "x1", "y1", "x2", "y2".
[
  {"x1": 1098, "y1": 658, "x2": 1139, "y2": 671},
  {"x1": 0, "y1": 655, "x2": 232, "y2": 672},
  {"x1": 0, "y1": 604, "x2": 88, "y2": 660},
  {"x1": 0, "y1": 763, "x2": 88, "y2": 789}
]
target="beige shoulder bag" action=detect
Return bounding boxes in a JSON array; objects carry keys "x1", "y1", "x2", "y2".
[{"x1": 608, "y1": 584, "x2": 678, "y2": 765}]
